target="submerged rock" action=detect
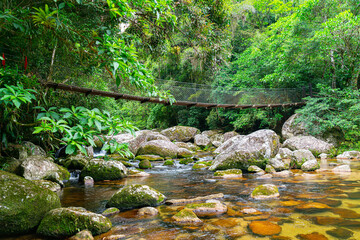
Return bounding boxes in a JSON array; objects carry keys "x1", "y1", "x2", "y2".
[
  {"x1": 283, "y1": 136, "x2": 334, "y2": 154},
  {"x1": 296, "y1": 232, "x2": 328, "y2": 240},
  {"x1": 161, "y1": 126, "x2": 200, "y2": 142},
  {"x1": 251, "y1": 184, "x2": 279, "y2": 200},
  {"x1": 19, "y1": 155, "x2": 70, "y2": 181},
  {"x1": 210, "y1": 130, "x2": 280, "y2": 171},
  {"x1": 107, "y1": 184, "x2": 166, "y2": 210},
  {"x1": 249, "y1": 221, "x2": 281, "y2": 236},
  {"x1": 137, "y1": 140, "x2": 179, "y2": 158},
  {"x1": 80, "y1": 159, "x2": 127, "y2": 181},
  {"x1": 0, "y1": 171, "x2": 61, "y2": 236},
  {"x1": 295, "y1": 202, "x2": 331, "y2": 213},
  {"x1": 333, "y1": 165, "x2": 351, "y2": 173},
  {"x1": 171, "y1": 209, "x2": 203, "y2": 225},
  {"x1": 37, "y1": 207, "x2": 112, "y2": 237},
  {"x1": 326, "y1": 228, "x2": 353, "y2": 239}
]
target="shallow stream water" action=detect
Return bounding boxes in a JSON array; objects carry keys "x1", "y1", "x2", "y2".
[{"x1": 3, "y1": 154, "x2": 360, "y2": 240}]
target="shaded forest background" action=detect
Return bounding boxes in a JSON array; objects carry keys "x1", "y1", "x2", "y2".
[{"x1": 1, "y1": 0, "x2": 360, "y2": 153}]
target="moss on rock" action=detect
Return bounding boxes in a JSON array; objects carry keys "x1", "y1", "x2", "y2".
[
  {"x1": 135, "y1": 155, "x2": 164, "y2": 161},
  {"x1": 139, "y1": 159, "x2": 152, "y2": 169},
  {"x1": 163, "y1": 160, "x2": 174, "y2": 166},
  {"x1": 179, "y1": 158, "x2": 194, "y2": 165},
  {"x1": 214, "y1": 169, "x2": 242, "y2": 177},
  {"x1": 251, "y1": 184, "x2": 279, "y2": 200},
  {"x1": 37, "y1": 207, "x2": 112, "y2": 237},
  {"x1": 107, "y1": 184, "x2": 166, "y2": 210},
  {"x1": 0, "y1": 171, "x2": 61, "y2": 236},
  {"x1": 80, "y1": 159, "x2": 127, "y2": 181}
]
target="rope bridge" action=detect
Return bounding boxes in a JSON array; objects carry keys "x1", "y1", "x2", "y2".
[{"x1": 43, "y1": 80, "x2": 309, "y2": 109}]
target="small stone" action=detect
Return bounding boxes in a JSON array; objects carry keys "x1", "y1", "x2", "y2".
[
  {"x1": 249, "y1": 221, "x2": 281, "y2": 236},
  {"x1": 135, "y1": 155, "x2": 164, "y2": 161},
  {"x1": 248, "y1": 165, "x2": 265, "y2": 174},
  {"x1": 291, "y1": 149, "x2": 316, "y2": 169},
  {"x1": 319, "y1": 153, "x2": 328, "y2": 159},
  {"x1": 84, "y1": 176, "x2": 94, "y2": 187},
  {"x1": 296, "y1": 232, "x2": 328, "y2": 240},
  {"x1": 177, "y1": 148, "x2": 193, "y2": 158},
  {"x1": 251, "y1": 184, "x2": 279, "y2": 200},
  {"x1": 257, "y1": 174, "x2": 272, "y2": 179},
  {"x1": 327, "y1": 228, "x2": 353, "y2": 239},
  {"x1": 295, "y1": 202, "x2": 331, "y2": 213},
  {"x1": 301, "y1": 160, "x2": 319, "y2": 171},
  {"x1": 347, "y1": 191, "x2": 360, "y2": 199},
  {"x1": 185, "y1": 200, "x2": 227, "y2": 217},
  {"x1": 68, "y1": 230, "x2": 94, "y2": 240},
  {"x1": 226, "y1": 226, "x2": 247, "y2": 238},
  {"x1": 171, "y1": 209, "x2": 203, "y2": 225},
  {"x1": 139, "y1": 159, "x2": 152, "y2": 169},
  {"x1": 137, "y1": 207, "x2": 159, "y2": 217},
  {"x1": 265, "y1": 164, "x2": 276, "y2": 173},
  {"x1": 102, "y1": 207, "x2": 120, "y2": 216},
  {"x1": 212, "y1": 218, "x2": 241, "y2": 228},
  {"x1": 272, "y1": 170, "x2": 293, "y2": 177},
  {"x1": 333, "y1": 165, "x2": 351, "y2": 172},
  {"x1": 280, "y1": 200, "x2": 304, "y2": 207},
  {"x1": 241, "y1": 208, "x2": 260, "y2": 214},
  {"x1": 214, "y1": 169, "x2": 242, "y2": 178}
]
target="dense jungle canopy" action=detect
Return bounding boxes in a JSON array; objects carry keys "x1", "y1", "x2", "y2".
[{"x1": 1, "y1": 0, "x2": 360, "y2": 155}]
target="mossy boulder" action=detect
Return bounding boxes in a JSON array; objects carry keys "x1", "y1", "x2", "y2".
[
  {"x1": 0, "y1": 156, "x2": 22, "y2": 173},
  {"x1": 177, "y1": 148, "x2": 193, "y2": 158},
  {"x1": 192, "y1": 161, "x2": 212, "y2": 170},
  {"x1": 214, "y1": 169, "x2": 242, "y2": 178},
  {"x1": 19, "y1": 155, "x2": 70, "y2": 181},
  {"x1": 107, "y1": 184, "x2": 166, "y2": 210},
  {"x1": 101, "y1": 207, "x2": 120, "y2": 216},
  {"x1": 248, "y1": 165, "x2": 265, "y2": 174},
  {"x1": 33, "y1": 180, "x2": 62, "y2": 192},
  {"x1": 161, "y1": 126, "x2": 200, "y2": 142},
  {"x1": 194, "y1": 134, "x2": 212, "y2": 148},
  {"x1": 137, "y1": 140, "x2": 179, "y2": 158},
  {"x1": 0, "y1": 170, "x2": 61, "y2": 236},
  {"x1": 3, "y1": 142, "x2": 46, "y2": 160},
  {"x1": 62, "y1": 154, "x2": 90, "y2": 170},
  {"x1": 37, "y1": 207, "x2": 112, "y2": 237},
  {"x1": 163, "y1": 160, "x2": 174, "y2": 166},
  {"x1": 179, "y1": 158, "x2": 194, "y2": 165},
  {"x1": 251, "y1": 184, "x2": 280, "y2": 200},
  {"x1": 135, "y1": 155, "x2": 164, "y2": 161},
  {"x1": 265, "y1": 164, "x2": 276, "y2": 173},
  {"x1": 171, "y1": 209, "x2": 203, "y2": 225},
  {"x1": 139, "y1": 159, "x2": 152, "y2": 169},
  {"x1": 68, "y1": 230, "x2": 94, "y2": 240},
  {"x1": 80, "y1": 159, "x2": 127, "y2": 181},
  {"x1": 269, "y1": 156, "x2": 288, "y2": 171},
  {"x1": 210, "y1": 130, "x2": 279, "y2": 171}
]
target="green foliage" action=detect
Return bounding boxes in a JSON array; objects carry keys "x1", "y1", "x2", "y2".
[
  {"x1": 0, "y1": 83, "x2": 37, "y2": 148},
  {"x1": 34, "y1": 106, "x2": 137, "y2": 157},
  {"x1": 296, "y1": 85, "x2": 360, "y2": 150}
]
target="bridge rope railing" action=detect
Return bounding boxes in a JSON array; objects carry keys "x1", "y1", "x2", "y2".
[{"x1": 42, "y1": 80, "x2": 309, "y2": 109}]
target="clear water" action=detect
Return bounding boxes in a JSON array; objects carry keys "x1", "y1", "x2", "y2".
[{"x1": 3, "y1": 155, "x2": 360, "y2": 240}]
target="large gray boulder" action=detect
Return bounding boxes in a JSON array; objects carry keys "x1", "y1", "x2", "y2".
[
  {"x1": 223, "y1": 131, "x2": 239, "y2": 142},
  {"x1": 107, "y1": 184, "x2": 166, "y2": 210},
  {"x1": 269, "y1": 156, "x2": 288, "y2": 171},
  {"x1": 209, "y1": 130, "x2": 280, "y2": 171},
  {"x1": 336, "y1": 151, "x2": 360, "y2": 159},
  {"x1": 137, "y1": 140, "x2": 179, "y2": 158},
  {"x1": 19, "y1": 156, "x2": 70, "y2": 181},
  {"x1": 160, "y1": 126, "x2": 200, "y2": 142},
  {"x1": 37, "y1": 207, "x2": 112, "y2": 237},
  {"x1": 80, "y1": 159, "x2": 127, "y2": 181},
  {"x1": 0, "y1": 171, "x2": 61, "y2": 236},
  {"x1": 282, "y1": 114, "x2": 343, "y2": 145},
  {"x1": 202, "y1": 130, "x2": 224, "y2": 145},
  {"x1": 301, "y1": 160, "x2": 319, "y2": 171},
  {"x1": 214, "y1": 135, "x2": 246, "y2": 154},
  {"x1": 282, "y1": 114, "x2": 307, "y2": 140},
  {"x1": 283, "y1": 136, "x2": 334, "y2": 154},
  {"x1": 194, "y1": 134, "x2": 211, "y2": 147}
]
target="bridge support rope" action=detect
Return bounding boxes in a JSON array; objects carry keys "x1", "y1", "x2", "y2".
[{"x1": 42, "y1": 82, "x2": 306, "y2": 109}]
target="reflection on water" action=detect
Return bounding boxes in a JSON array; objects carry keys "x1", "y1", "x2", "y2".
[{"x1": 4, "y1": 156, "x2": 360, "y2": 240}]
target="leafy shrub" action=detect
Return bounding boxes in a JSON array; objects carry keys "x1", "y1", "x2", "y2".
[{"x1": 296, "y1": 85, "x2": 360, "y2": 150}]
